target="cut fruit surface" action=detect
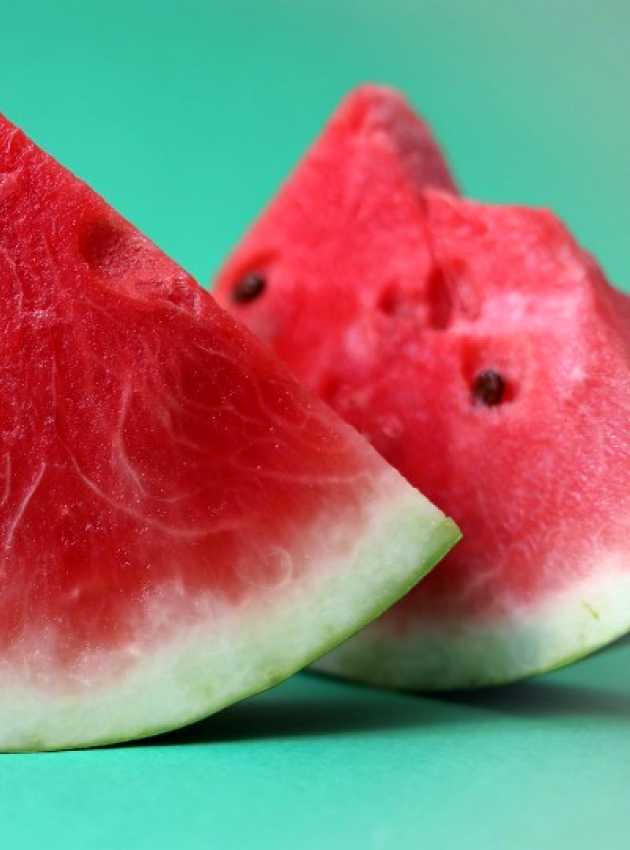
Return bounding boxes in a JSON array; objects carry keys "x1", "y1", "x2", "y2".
[
  {"x1": 0, "y1": 114, "x2": 459, "y2": 750},
  {"x1": 214, "y1": 84, "x2": 630, "y2": 689},
  {"x1": 213, "y1": 84, "x2": 457, "y2": 390}
]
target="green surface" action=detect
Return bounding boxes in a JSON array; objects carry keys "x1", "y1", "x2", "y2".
[
  {"x1": 1, "y1": 1, "x2": 629, "y2": 847},
  {"x1": 3, "y1": 643, "x2": 630, "y2": 850}
]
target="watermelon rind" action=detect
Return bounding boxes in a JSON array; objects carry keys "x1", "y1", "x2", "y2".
[
  {"x1": 314, "y1": 556, "x2": 630, "y2": 690},
  {"x1": 0, "y1": 478, "x2": 459, "y2": 751}
]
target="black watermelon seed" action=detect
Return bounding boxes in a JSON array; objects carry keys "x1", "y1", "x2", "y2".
[
  {"x1": 472, "y1": 369, "x2": 505, "y2": 406},
  {"x1": 232, "y1": 272, "x2": 266, "y2": 304}
]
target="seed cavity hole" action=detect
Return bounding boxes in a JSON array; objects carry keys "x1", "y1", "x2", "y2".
[
  {"x1": 376, "y1": 283, "x2": 422, "y2": 318},
  {"x1": 376, "y1": 284, "x2": 400, "y2": 316},
  {"x1": 79, "y1": 218, "x2": 136, "y2": 278},
  {"x1": 377, "y1": 266, "x2": 453, "y2": 329},
  {"x1": 472, "y1": 369, "x2": 508, "y2": 407},
  {"x1": 232, "y1": 271, "x2": 266, "y2": 304}
]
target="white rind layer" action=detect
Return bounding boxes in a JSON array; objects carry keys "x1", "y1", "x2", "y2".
[
  {"x1": 0, "y1": 473, "x2": 459, "y2": 751},
  {"x1": 314, "y1": 551, "x2": 630, "y2": 690}
]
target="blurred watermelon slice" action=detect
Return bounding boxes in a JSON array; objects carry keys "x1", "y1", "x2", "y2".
[
  {"x1": 214, "y1": 85, "x2": 630, "y2": 688},
  {"x1": 0, "y1": 112, "x2": 459, "y2": 750}
]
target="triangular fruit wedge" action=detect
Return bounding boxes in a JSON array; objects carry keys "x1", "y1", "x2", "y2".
[
  {"x1": 214, "y1": 85, "x2": 630, "y2": 689},
  {"x1": 0, "y1": 114, "x2": 459, "y2": 750},
  {"x1": 214, "y1": 84, "x2": 458, "y2": 390}
]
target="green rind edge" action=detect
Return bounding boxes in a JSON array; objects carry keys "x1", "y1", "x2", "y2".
[
  {"x1": 107, "y1": 517, "x2": 461, "y2": 749},
  {"x1": 10, "y1": 515, "x2": 460, "y2": 752},
  {"x1": 314, "y1": 555, "x2": 630, "y2": 693}
]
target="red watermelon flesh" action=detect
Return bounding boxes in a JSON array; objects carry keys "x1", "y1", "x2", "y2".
[
  {"x1": 0, "y1": 115, "x2": 459, "y2": 750},
  {"x1": 214, "y1": 85, "x2": 630, "y2": 688},
  {"x1": 219, "y1": 85, "x2": 457, "y2": 392}
]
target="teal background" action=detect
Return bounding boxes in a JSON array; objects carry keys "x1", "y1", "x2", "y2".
[{"x1": 1, "y1": 2, "x2": 630, "y2": 848}]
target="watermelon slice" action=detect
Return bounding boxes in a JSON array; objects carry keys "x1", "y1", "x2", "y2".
[
  {"x1": 214, "y1": 85, "x2": 630, "y2": 689},
  {"x1": 0, "y1": 114, "x2": 460, "y2": 750}
]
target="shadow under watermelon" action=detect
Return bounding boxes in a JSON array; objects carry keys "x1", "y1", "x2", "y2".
[
  {"x1": 434, "y1": 680, "x2": 630, "y2": 721},
  {"x1": 134, "y1": 676, "x2": 444, "y2": 746}
]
